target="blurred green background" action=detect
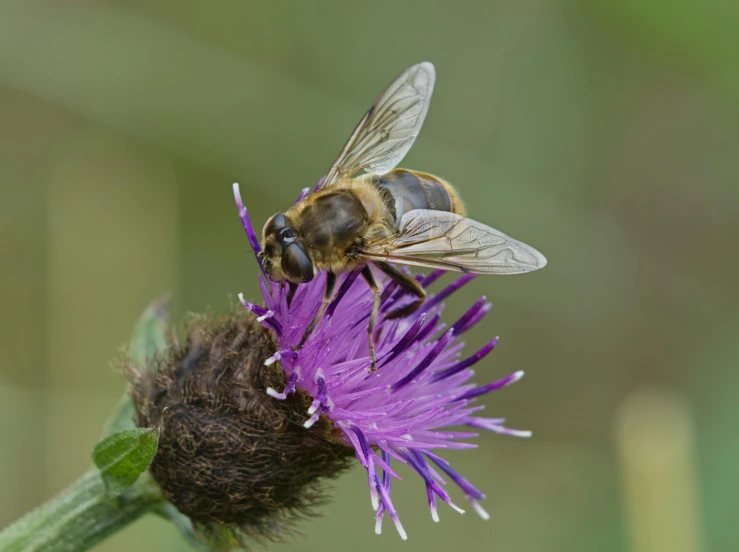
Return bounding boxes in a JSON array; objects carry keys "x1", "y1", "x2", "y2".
[{"x1": 2, "y1": 1, "x2": 738, "y2": 551}]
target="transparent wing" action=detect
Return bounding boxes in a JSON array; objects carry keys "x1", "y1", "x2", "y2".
[
  {"x1": 320, "y1": 62, "x2": 436, "y2": 189},
  {"x1": 360, "y1": 210, "x2": 547, "y2": 274}
]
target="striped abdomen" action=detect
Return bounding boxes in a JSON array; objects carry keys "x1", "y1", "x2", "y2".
[{"x1": 371, "y1": 169, "x2": 465, "y2": 230}]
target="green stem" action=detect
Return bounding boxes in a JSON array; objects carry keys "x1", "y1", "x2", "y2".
[{"x1": 0, "y1": 469, "x2": 163, "y2": 552}]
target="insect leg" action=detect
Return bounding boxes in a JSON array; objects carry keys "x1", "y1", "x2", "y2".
[
  {"x1": 295, "y1": 271, "x2": 336, "y2": 350},
  {"x1": 374, "y1": 261, "x2": 427, "y2": 319},
  {"x1": 361, "y1": 265, "x2": 381, "y2": 372}
]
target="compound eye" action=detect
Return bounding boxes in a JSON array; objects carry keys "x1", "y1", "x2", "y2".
[
  {"x1": 278, "y1": 227, "x2": 298, "y2": 245},
  {"x1": 264, "y1": 212, "x2": 288, "y2": 238},
  {"x1": 281, "y1": 242, "x2": 314, "y2": 283}
]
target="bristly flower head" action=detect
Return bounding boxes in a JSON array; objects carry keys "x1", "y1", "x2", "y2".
[{"x1": 234, "y1": 183, "x2": 531, "y2": 540}]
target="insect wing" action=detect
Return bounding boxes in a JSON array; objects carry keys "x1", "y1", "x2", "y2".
[
  {"x1": 320, "y1": 62, "x2": 436, "y2": 189},
  {"x1": 362, "y1": 210, "x2": 547, "y2": 274}
]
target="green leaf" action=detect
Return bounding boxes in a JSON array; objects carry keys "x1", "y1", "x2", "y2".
[
  {"x1": 92, "y1": 428, "x2": 159, "y2": 497},
  {"x1": 130, "y1": 294, "x2": 170, "y2": 368}
]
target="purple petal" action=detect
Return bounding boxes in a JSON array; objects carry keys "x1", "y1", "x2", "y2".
[
  {"x1": 456, "y1": 370, "x2": 524, "y2": 401},
  {"x1": 423, "y1": 274, "x2": 476, "y2": 311},
  {"x1": 378, "y1": 314, "x2": 427, "y2": 368},
  {"x1": 232, "y1": 183, "x2": 266, "y2": 276},
  {"x1": 467, "y1": 417, "x2": 532, "y2": 438},
  {"x1": 458, "y1": 302, "x2": 492, "y2": 333},
  {"x1": 432, "y1": 337, "x2": 499, "y2": 382},
  {"x1": 313, "y1": 175, "x2": 325, "y2": 192},
  {"x1": 326, "y1": 271, "x2": 361, "y2": 318},
  {"x1": 393, "y1": 329, "x2": 455, "y2": 390},
  {"x1": 295, "y1": 187, "x2": 310, "y2": 204},
  {"x1": 426, "y1": 453, "x2": 485, "y2": 501},
  {"x1": 450, "y1": 297, "x2": 487, "y2": 335},
  {"x1": 421, "y1": 269, "x2": 446, "y2": 288},
  {"x1": 238, "y1": 294, "x2": 282, "y2": 335},
  {"x1": 412, "y1": 312, "x2": 442, "y2": 345}
]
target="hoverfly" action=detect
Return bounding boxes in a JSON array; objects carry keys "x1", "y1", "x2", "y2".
[{"x1": 259, "y1": 62, "x2": 547, "y2": 370}]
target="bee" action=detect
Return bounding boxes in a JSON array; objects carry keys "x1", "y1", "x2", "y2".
[{"x1": 259, "y1": 61, "x2": 547, "y2": 370}]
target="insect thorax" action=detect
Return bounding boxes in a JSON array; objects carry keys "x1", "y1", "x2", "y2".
[{"x1": 296, "y1": 189, "x2": 370, "y2": 259}]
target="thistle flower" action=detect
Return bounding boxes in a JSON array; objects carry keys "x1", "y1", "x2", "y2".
[{"x1": 233, "y1": 183, "x2": 531, "y2": 540}]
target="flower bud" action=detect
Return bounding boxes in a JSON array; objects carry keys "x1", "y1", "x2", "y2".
[{"x1": 129, "y1": 309, "x2": 353, "y2": 542}]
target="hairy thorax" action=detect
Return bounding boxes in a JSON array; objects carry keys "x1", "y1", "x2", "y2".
[{"x1": 287, "y1": 181, "x2": 390, "y2": 273}]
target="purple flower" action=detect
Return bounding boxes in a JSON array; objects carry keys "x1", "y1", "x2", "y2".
[{"x1": 233, "y1": 183, "x2": 531, "y2": 539}]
